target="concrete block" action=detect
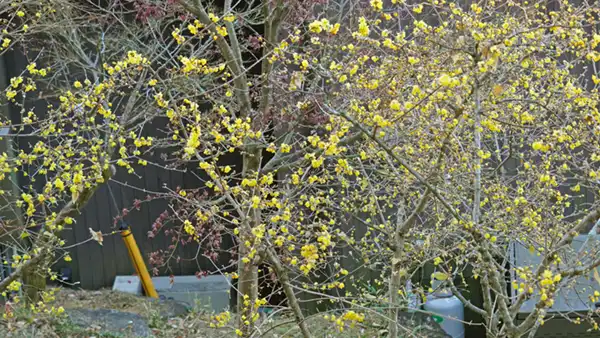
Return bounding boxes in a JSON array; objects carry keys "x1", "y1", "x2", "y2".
[
  {"x1": 152, "y1": 275, "x2": 231, "y2": 312},
  {"x1": 112, "y1": 275, "x2": 142, "y2": 295}
]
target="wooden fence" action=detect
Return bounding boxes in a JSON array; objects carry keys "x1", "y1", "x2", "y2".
[{"x1": 53, "y1": 164, "x2": 204, "y2": 289}]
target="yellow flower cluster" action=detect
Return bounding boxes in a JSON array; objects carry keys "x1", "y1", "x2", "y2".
[
  {"x1": 356, "y1": 17, "x2": 370, "y2": 37},
  {"x1": 209, "y1": 311, "x2": 231, "y2": 328},
  {"x1": 325, "y1": 310, "x2": 365, "y2": 332},
  {"x1": 103, "y1": 50, "x2": 148, "y2": 75},
  {"x1": 308, "y1": 18, "x2": 340, "y2": 35},
  {"x1": 300, "y1": 244, "x2": 319, "y2": 274},
  {"x1": 179, "y1": 57, "x2": 224, "y2": 75}
]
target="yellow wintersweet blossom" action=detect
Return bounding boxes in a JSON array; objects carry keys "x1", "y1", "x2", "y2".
[
  {"x1": 370, "y1": 0, "x2": 383, "y2": 11},
  {"x1": 357, "y1": 17, "x2": 370, "y2": 37},
  {"x1": 389, "y1": 99, "x2": 401, "y2": 111},
  {"x1": 223, "y1": 14, "x2": 235, "y2": 23},
  {"x1": 438, "y1": 73, "x2": 459, "y2": 87}
]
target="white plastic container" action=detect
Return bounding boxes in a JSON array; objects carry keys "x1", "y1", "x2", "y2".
[
  {"x1": 424, "y1": 289, "x2": 464, "y2": 338},
  {"x1": 406, "y1": 281, "x2": 419, "y2": 312}
]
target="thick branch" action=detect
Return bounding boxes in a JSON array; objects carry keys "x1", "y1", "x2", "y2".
[
  {"x1": 473, "y1": 78, "x2": 482, "y2": 225},
  {"x1": 449, "y1": 282, "x2": 488, "y2": 317},
  {"x1": 0, "y1": 254, "x2": 44, "y2": 292},
  {"x1": 223, "y1": 0, "x2": 243, "y2": 73},
  {"x1": 179, "y1": 0, "x2": 252, "y2": 117},
  {"x1": 266, "y1": 247, "x2": 312, "y2": 338},
  {"x1": 258, "y1": 1, "x2": 286, "y2": 117}
]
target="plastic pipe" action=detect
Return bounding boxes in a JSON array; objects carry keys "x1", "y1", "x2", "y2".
[{"x1": 120, "y1": 223, "x2": 158, "y2": 298}]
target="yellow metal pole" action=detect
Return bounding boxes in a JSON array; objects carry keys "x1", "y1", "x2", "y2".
[{"x1": 120, "y1": 224, "x2": 158, "y2": 298}]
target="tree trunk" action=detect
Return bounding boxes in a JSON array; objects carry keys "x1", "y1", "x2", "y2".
[
  {"x1": 22, "y1": 263, "x2": 46, "y2": 304},
  {"x1": 388, "y1": 247, "x2": 404, "y2": 338},
  {"x1": 236, "y1": 251, "x2": 259, "y2": 335},
  {"x1": 237, "y1": 146, "x2": 262, "y2": 337}
]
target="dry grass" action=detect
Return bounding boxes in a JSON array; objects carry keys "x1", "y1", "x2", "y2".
[
  {"x1": 53, "y1": 288, "x2": 161, "y2": 315},
  {"x1": 0, "y1": 288, "x2": 385, "y2": 338}
]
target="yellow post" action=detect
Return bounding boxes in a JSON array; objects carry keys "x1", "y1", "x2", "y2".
[{"x1": 120, "y1": 224, "x2": 158, "y2": 298}]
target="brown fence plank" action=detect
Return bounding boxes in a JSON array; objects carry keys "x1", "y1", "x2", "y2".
[{"x1": 100, "y1": 184, "x2": 120, "y2": 288}]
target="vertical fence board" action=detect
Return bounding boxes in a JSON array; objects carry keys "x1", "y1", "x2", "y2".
[
  {"x1": 130, "y1": 172, "x2": 156, "y2": 273},
  {"x1": 100, "y1": 184, "x2": 120, "y2": 288}
]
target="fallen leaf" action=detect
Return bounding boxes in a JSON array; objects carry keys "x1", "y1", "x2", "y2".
[{"x1": 89, "y1": 228, "x2": 103, "y2": 246}]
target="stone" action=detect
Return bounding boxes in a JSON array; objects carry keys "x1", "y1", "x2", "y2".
[
  {"x1": 396, "y1": 311, "x2": 451, "y2": 338},
  {"x1": 66, "y1": 308, "x2": 152, "y2": 337},
  {"x1": 150, "y1": 298, "x2": 190, "y2": 318},
  {"x1": 112, "y1": 275, "x2": 142, "y2": 295}
]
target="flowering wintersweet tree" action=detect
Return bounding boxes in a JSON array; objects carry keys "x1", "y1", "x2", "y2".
[
  {"x1": 142, "y1": 0, "x2": 600, "y2": 337},
  {"x1": 294, "y1": 1, "x2": 600, "y2": 337},
  {"x1": 3, "y1": 0, "x2": 600, "y2": 338},
  {"x1": 0, "y1": 0, "x2": 163, "y2": 306}
]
